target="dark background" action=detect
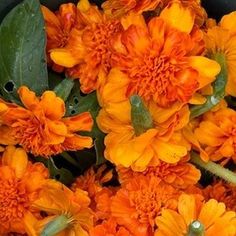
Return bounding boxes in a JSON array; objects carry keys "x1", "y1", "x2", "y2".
[{"x1": 1, "y1": 0, "x2": 236, "y2": 23}]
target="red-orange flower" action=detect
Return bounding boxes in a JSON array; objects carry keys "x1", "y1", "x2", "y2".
[
  {"x1": 111, "y1": 2, "x2": 220, "y2": 108},
  {"x1": 49, "y1": 0, "x2": 123, "y2": 93},
  {"x1": 41, "y1": 3, "x2": 82, "y2": 72},
  {"x1": 0, "y1": 86, "x2": 93, "y2": 157},
  {"x1": 111, "y1": 176, "x2": 180, "y2": 235},
  {"x1": 194, "y1": 105, "x2": 236, "y2": 163},
  {"x1": 0, "y1": 146, "x2": 49, "y2": 234},
  {"x1": 155, "y1": 194, "x2": 236, "y2": 236},
  {"x1": 203, "y1": 180, "x2": 236, "y2": 211},
  {"x1": 117, "y1": 155, "x2": 201, "y2": 189},
  {"x1": 90, "y1": 218, "x2": 132, "y2": 236}
]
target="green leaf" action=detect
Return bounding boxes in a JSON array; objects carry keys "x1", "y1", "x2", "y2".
[
  {"x1": 95, "y1": 135, "x2": 106, "y2": 165},
  {"x1": 48, "y1": 157, "x2": 74, "y2": 185},
  {"x1": 0, "y1": 0, "x2": 48, "y2": 101},
  {"x1": 53, "y1": 78, "x2": 74, "y2": 101},
  {"x1": 190, "y1": 53, "x2": 227, "y2": 119},
  {"x1": 66, "y1": 81, "x2": 106, "y2": 164}
]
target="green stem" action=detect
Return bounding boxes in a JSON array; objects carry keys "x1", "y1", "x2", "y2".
[
  {"x1": 53, "y1": 77, "x2": 74, "y2": 101},
  {"x1": 187, "y1": 221, "x2": 205, "y2": 236},
  {"x1": 191, "y1": 152, "x2": 236, "y2": 185},
  {"x1": 190, "y1": 53, "x2": 228, "y2": 119},
  {"x1": 61, "y1": 152, "x2": 80, "y2": 168},
  {"x1": 130, "y1": 95, "x2": 153, "y2": 136}
]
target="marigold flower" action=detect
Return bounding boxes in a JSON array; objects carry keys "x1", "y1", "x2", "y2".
[
  {"x1": 0, "y1": 146, "x2": 49, "y2": 234},
  {"x1": 204, "y1": 11, "x2": 236, "y2": 97},
  {"x1": 111, "y1": 2, "x2": 220, "y2": 108},
  {"x1": 203, "y1": 180, "x2": 236, "y2": 211},
  {"x1": 97, "y1": 68, "x2": 191, "y2": 170},
  {"x1": 0, "y1": 86, "x2": 93, "y2": 157},
  {"x1": 26, "y1": 180, "x2": 93, "y2": 236},
  {"x1": 49, "y1": 0, "x2": 123, "y2": 93},
  {"x1": 117, "y1": 155, "x2": 201, "y2": 189},
  {"x1": 155, "y1": 194, "x2": 236, "y2": 236},
  {"x1": 90, "y1": 218, "x2": 132, "y2": 236},
  {"x1": 41, "y1": 3, "x2": 82, "y2": 72},
  {"x1": 194, "y1": 105, "x2": 236, "y2": 163},
  {"x1": 111, "y1": 176, "x2": 180, "y2": 235}
]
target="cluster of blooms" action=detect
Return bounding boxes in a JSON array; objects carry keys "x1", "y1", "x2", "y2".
[{"x1": 1, "y1": 0, "x2": 236, "y2": 235}]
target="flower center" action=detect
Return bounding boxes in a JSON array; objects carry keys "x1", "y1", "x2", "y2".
[
  {"x1": 126, "y1": 54, "x2": 198, "y2": 107},
  {"x1": 84, "y1": 20, "x2": 122, "y2": 73},
  {"x1": 0, "y1": 179, "x2": 29, "y2": 229}
]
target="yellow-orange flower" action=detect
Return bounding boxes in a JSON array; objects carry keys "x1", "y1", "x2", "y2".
[
  {"x1": 102, "y1": 0, "x2": 161, "y2": 17},
  {"x1": 0, "y1": 86, "x2": 93, "y2": 157},
  {"x1": 97, "y1": 68, "x2": 191, "y2": 170},
  {"x1": 194, "y1": 105, "x2": 236, "y2": 163},
  {"x1": 204, "y1": 11, "x2": 236, "y2": 97},
  {"x1": 90, "y1": 218, "x2": 132, "y2": 236},
  {"x1": 111, "y1": 176, "x2": 180, "y2": 235},
  {"x1": 111, "y1": 2, "x2": 220, "y2": 108},
  {"x1": 102, "y1": 0, "x2": 206, "y2": 26},
  {"x1": 0, "y1": 146, "x2": 49, "y2": 234},
  {"x1": 49, "y1": 0, "x2": 123, "y2": 93},
  {"x1": 26, "y1": 180, "x2": 93, "y2": 236},
  {"x1": 41, "y1": 3, "x2": 82, "y2": 72},
  {"x1": 203, "y1": 181, "x2": 236, "y2": 211},
  {"x1": 117, "y1": 155, "x2": 201, "y2": 189},
  {"x1": 155, "y1": 194, "x2": 236, "y2": 236}
]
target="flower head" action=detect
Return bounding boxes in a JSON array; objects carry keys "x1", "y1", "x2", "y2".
[
  {"x1": 194, "y1": 104, "x2": 236, "y2": 163},
  {"x1": 111, "y1": 176, "x2": 180, "y2": 235},
  {"x1": 49, "y1": 0, "x2": 123, "y2": 93},
  {"x1": 117, "y1": 155, "x2": 201, "y2": 189},
  {"x1": 111, "y1": 2, "x2": 220, "y2": 107},
  {"x1": 204, "y1": 11, "x2": 236, "y2": 97},
  {"x1": 27, "y1": 180, "x2": 93, "y2": 236},
  {"x1": 90, "y1": 218, "x2": 132, "y2": 236},
  {"x1": 0, "y1": 86, "x2": 93, "y2": 157},
  {"x1": 155, "y1": 194, "x2": 236, "y2": 236},
  {"x1": 0, "y1": 146, "x2": 49, "y2": 234},
  {"x1": 203, "y1": 180, "x2": 236, "y2": 211}
]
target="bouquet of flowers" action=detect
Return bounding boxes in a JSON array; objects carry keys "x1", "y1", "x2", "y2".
[{"x1": 1, "y1": 0, "x2": 236, "y2": 235}]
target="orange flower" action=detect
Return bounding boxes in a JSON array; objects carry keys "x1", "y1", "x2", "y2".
[
  {"x1": 102, "y1": 0, "x2": 161, "y2": 17},
  {"x1": 117, "y1": 155, "x2": 201, "y2": 189},
  {"x1": 203, "y1": 180, "x2": 236, "y2": 211},
  {"x1": 97, "y1": 68, "x2": 191, "y2": 170},
  {"x1": 204, "y1": 11, "x2": 236, "y2": 97},
  {"x1": 111, "y1": 176, "x2": 180, "y2": 235},
  {"x1": 155, "y1": 194, "x2": 236, "y2": 236},
  {"x1": 26, "y1": 180, "x2": 93, "y2": 236},
  {"x1": 49, "y1": 0, "x2": 123, "y2": 93},
  {"x1": 0, "y1": 86, "x2": 93, "y2": 157},
  {"x1": 71, "y1": 165, "x2": 115, "y2": 221},
  {"x1": 111, "y1": 2, "x2": 220, "y2": 108},
  {"x1": 194, "y1": 105, "x2": 236, "y2": 163},
  {"x1": 90, "y1": 218, "x2": 132, "y2": 236},
  {"x1": 0, "y1": 146, "x2": 49, "y2": 234},
  {"x1": 102, "y1": 0, "x2": 206, "y2": 26},
  {"x1": 41, "y1": 3, "x2": 82, "y2": 72}
]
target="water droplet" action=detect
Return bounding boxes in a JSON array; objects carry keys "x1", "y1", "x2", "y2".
[
  {"x1": 31, "y1": 13, "x2": 35, "y2": 17},
  {"x1": 210, "y1": 96, "x2": 219, "y2": 105},
  {"x1": 28, "y1": 66, "x2": 32, "y2": 71}
]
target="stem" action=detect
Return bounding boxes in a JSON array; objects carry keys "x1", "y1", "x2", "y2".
[
  {"x1": 187, "y1": 221, "x2": 205, "y2": 236},
  {"x1": 191, "y1": 152, "x2": 236, "y2": 185},
  {"x1": 61, "y1": 152, "x2": 80, "y2": 168},
  {"x1": 190, "y1": 53, "x2": 228, "y2": 119},
  {"x1": 130, "y1": 95, "x2": 153, "y2": 136}
]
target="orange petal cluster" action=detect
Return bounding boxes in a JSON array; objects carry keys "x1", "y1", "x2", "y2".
[{"x1": 0, "y1": 86, "x2": 93, "y2": 157}]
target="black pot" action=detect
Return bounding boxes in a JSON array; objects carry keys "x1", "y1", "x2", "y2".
[{"x1": 0, "y1": 0, "x2": 236, "y2": 23}]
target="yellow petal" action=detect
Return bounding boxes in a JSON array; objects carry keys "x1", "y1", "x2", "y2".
[
  {"x1": 188, "y1": 56, "x2": 221, "y2": 88},
  {"x1": 18, "y1": 86, "x2": 39, "y2": 110},
  {"x1": 189, "y1": 93, "x2": 207, "y2": 105},
  {"x1": 160, "y1": 2, "x2": 194, "y2": 33},
  {"x1": 77, "y1": 0, "x2": 91, "y2": 12},
  {"x1": 50, "y1": 49, "x2": 78, "y2": 68},
  {"x1": 220, "y1": 11, "x2": 236, "y2": 34},
  {"x1": 153, "y1": 140, "x2": 187, "y2": 163},
  {"x1": 121, "y1": 13, "x2": 146, "y2": 30}
]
